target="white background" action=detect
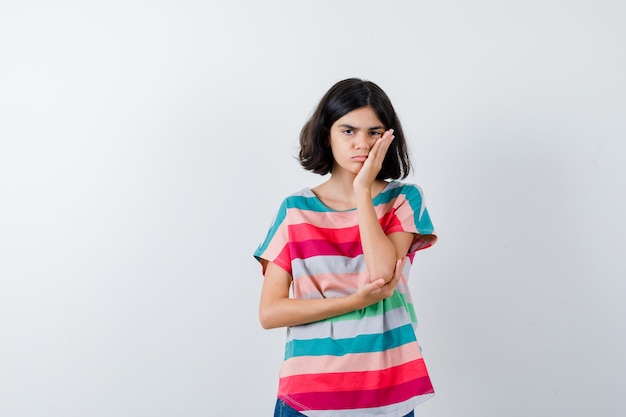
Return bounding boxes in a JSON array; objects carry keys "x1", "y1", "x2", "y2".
[{"x1": 1, "y1": 1, "x2": 625, "y2": 416}]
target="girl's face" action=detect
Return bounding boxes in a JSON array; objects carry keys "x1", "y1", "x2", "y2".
[{"x1": 328, "y1": 106, "x2": 385, "y2": 176}]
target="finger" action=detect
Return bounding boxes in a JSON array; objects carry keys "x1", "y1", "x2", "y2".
[
  {"x1": 372, "y1": 130, "x2": 395, "y2": 159},
  {"x1": 354, "y1": 130, "x2": 395, "y2": 186},
  {"x1": 372, "y1": 278, "x2": 386, "y2": 287},
  {"x1": 364, "y1": 143, "x2": 387, "y2": 169},
  {"x1": 379, "y1": 263, "x2": 402, "y2": 296},
  {"x1": 395, "y1": 257, "x2": 404, "y2": 272},
  {"x1": 389, "y1": 258, "x2": 406, "y2": 285},
  {"x1": 381, "y1": 129, "x2": 395, "y2": 147},
  {"x1": 362, "y1": 278, "x2": 386, "y2": 293},
  {"x1": 398, "y1": 257, "x2": 407, "y2": 276}
]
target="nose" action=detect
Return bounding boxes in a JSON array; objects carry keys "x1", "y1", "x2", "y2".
[{"x1": 355, "y1": 132, "x2": 372, "y2": 150}]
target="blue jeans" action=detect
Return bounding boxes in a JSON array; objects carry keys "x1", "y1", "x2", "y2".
[{"x1": 274, "y1": 399, "x2": 414, "y2": 416}]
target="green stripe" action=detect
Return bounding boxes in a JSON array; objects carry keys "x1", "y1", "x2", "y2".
[
  {"x1": 406, "y1": 300, "x2": 417, "y2": 324},
  {"x1": 331, "y1": 291, "x2": 412, "y2": 322},
  {"x1": 255, "y1": 194, "x2": 333, "y2": 257},
  {"x1": 254, "y1": 199, "x2": 287, "y2": 257},
  {"x1": 287, "y1": 195, "x2": 333, "y2": 212}
]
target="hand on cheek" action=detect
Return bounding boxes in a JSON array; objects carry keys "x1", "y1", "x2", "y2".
[{"x1": 354, "y1": 129, "x2": 395, "y2": 190}]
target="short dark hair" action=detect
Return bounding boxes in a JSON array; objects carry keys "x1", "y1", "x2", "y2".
[{"x1": 298, "y1": 78, "x2": 412, "y2": 180}]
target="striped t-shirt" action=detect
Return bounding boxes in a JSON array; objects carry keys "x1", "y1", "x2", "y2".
[{"x1": 254, "y1": 180, "x2": 437, "y2": 417}]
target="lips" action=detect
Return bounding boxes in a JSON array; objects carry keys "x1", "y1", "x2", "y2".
[{"x1": 352, "y1": 155, "x2": 368, "y2": 162}]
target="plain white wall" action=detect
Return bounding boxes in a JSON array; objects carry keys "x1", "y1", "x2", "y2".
[{"x1": 1, "y1": 1, "x2": 624, "y2": 416}]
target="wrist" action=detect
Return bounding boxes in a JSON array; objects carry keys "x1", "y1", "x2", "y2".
[
  {"x1": 345, "y1": 291, "x2": 366, "y2": 311},
  {"x1": 353, "y1": 185, "x2": 372, "y2": 199}
]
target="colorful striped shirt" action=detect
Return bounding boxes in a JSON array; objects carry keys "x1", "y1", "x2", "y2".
[{"x1": 254, "y1": 180, "x2": 437, "y2": 417}]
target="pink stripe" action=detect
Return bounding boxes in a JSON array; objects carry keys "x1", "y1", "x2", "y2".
[
  {"x1": 292, "y1": 271, "x2": 365, "y2": 296},
  {"x1": 280, "y1": 343, "x2": 423, "y2": 377},
  {"x1": 290, "y1": 239, "x2": 363, "y2": 259},
  {"x1": 288, "y1": 223, "x2": 359, "y2": 242},
  {"x1": 283, "y1": 376, "x2": 434, "y2": 411},
  {"x1": 286, "y1": 205, "x2": 399, "y2": 230},
  {"x1": 272, "y1": 245, "x2": 292, "y2": 273},
  {"x1": 259, "y1": 223, "x2": 290, "y2": 265},
  {"x1": 384, "y1": 213, "x2": 404, "y2": 235},
  {"x1": 287, "y1": 208, "x2": 358, "y2": 228},
  {"x1": 279, "y1": 359, "x2": 429, "y2": 394}
]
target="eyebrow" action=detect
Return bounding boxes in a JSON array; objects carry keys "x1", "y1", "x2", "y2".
[{"x1": 337, "y1": 123, "x2": 385, "y2": 130}]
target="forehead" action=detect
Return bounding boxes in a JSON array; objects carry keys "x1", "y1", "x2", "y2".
[{"x1": 333, "y1": 106, "x2": 384, "y2": 129}]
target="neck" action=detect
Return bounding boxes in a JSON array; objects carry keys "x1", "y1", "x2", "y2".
[
  {"x1": 326, "y1": 171, "x2": 358, "y2": 196},
  {"x1": 312, "y1": 171, "x2": 386, "y2": 212}
]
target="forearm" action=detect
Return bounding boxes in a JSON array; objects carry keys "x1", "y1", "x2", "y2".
[
  {"x1": 355, "y1": 188, "x2": 398, "y2": 283},
  {"x1": 259, "y1": 259, "x2": 407, "y2": 330},
  {"x1": 259, "y1": 293, "x2": 364, "y2": 330}
]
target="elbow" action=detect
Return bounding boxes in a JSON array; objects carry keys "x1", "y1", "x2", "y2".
[
  {"x1": 371, "y1": 275, "x2": 393, "y2": 284},
  {"x1": 369, "y1": 258, "x2": 404, "y2": 284},
  {"x1": 369, "y1": 269, "x2": 395, "y2": 284},
  {"x1": 259, "y1": 306, "x2": 279, "y2": 330},
  {"x1": 259, "y1": 316, "x2": 274, "y2": 330}
]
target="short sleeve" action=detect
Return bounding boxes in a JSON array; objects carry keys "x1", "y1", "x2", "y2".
[
  {"x1": 386, "y1": 184, "x2": 437, "y2": 255},
  {"x1": 253, "y1": 199, "x2": 292, "y2": 276}
]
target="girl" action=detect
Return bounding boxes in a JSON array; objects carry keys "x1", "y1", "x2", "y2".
[{"x1": 254, "y1": 78, "x2": 437, "y2": 417}]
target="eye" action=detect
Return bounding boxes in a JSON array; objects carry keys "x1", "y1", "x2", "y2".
[
  {"x1": 342, "y1": 129, "x2": 354, "y2": 135},
  {"x1": 369, "y1": 130, "x2": 383, "y2": 137}
]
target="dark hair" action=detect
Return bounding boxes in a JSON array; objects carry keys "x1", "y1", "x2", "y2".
[{"x1": 298, "y1": 78, "x2": 412, "y2": 180}]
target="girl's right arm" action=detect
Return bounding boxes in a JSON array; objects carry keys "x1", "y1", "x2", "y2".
[{"x1": 259, "y1": 258, "x2": 406, "y2": 329}]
